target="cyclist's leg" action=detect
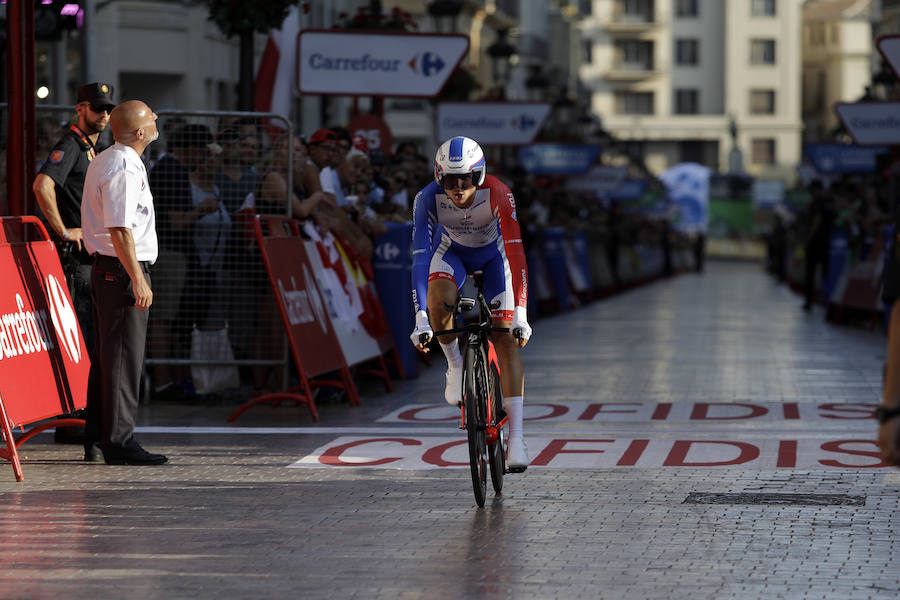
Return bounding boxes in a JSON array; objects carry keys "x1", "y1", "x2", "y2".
[
  {"x1": 427, "y1": 237, "x2": 466, "y2": 404},
  {"x1": 481, "y1": 245, "x2": 528, "y2": 468}
]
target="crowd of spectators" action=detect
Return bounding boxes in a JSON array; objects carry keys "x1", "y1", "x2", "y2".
[{"x1": 765, "y1": 174, "x2": 895, "y2": 313}]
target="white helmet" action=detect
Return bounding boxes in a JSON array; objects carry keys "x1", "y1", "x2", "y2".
[{"x1": 434, "y1": 136, "x2": 486, "y2": 187}]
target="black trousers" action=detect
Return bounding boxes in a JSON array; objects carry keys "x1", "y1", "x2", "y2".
[
  {"x1": 804, "y1": 243, "x2": 827, "y2": 307},
  {"x1": 89, "y1": 255, "x2": 150, "y2": 446}
]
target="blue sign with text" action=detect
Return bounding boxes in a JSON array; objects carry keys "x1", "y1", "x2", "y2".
[
  {"x1": 518, "y1": 145, "x2": 601, "y2": 175},
  {"x1": 804, "y1": 144, "x2": 888, "y2": 174}
]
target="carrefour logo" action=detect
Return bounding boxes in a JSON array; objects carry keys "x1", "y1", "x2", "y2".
[
  {"x1": 409, "y1": 52, "x2": 445, "y2": 76},
  {"x1": 46, "y1": 274, "x2": 81, "y2": 363},
  {"x1": 376, "y1": 242, "x2": 401, "y2": 262},
  {"x1": 308, "y1": 51, "x2": 446, "y2": 78},
  {"x1": 510, "y1": 114, "x2": 537, "y2": 131}
]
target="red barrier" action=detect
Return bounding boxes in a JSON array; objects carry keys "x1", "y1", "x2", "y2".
[
  {"x1": 228, "y1": 216, "x2": 360, "y2": 422},
  {"x1": 0, "y1": 216, "x2": 90, "y2": 481}
]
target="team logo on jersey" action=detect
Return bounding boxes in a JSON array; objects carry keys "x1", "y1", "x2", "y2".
[{"x1": 49, "y1": 150, "x2": 64, "y2": 164}]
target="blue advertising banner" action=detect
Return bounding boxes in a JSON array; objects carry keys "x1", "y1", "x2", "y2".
[
  {"x1": 518, "y1": 144, "x2": 602, "y2": 175},
  {"x1": 804, "y1": 144, "x2": 889, "y2": 174},
  {"x1": 660, "y1": 163, "x2": 710, "y2": 234},
  {"x1": 824, "y1": 229, "x2": 849, "y2": 304},
  {"x1": 570, "y1": 232, "x2": 593, "y2": 291},
  {"x1": 605, "y1": 179, "x2": 648, "y2": 201},
  {"x1": 373, "y1": 223, "x2": 417, "y2": 378},
  {"x1": 540, "y1": 228, "x2": 571, "y2": 311}
]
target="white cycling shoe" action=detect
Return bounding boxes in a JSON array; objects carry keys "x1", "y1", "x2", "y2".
[
  {"x1": 507, "y1": 436, "x2": 529, "y2": 472},
  {"x1": 444, "y1": 367, "x2": 462, "y2": 405}
]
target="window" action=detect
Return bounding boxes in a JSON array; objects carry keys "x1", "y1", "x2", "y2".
[
  {"x1": 616, "y1": 91, "x2": 654, "y2": 115},
  {"x1": 809, "y1": 23, "x2": 825, "y2": 46},
  {"x1": 751, "y1": 138, "x2": 776, "y2": 165},
  {"x1": 750, "y1": 39, "x2": 775, "y2": 65},
  {"x1": 830, "y1": 23, "x2": 840, "y2": 44},
  {"x1": 675, "y1": 39, "x2": 699, "y2": 66},
  {"x1": 621, "y1": 0, "x2": 654, "y2": 22},
  {"x1": 674, "y1": 89, "x2": 699, "y2": 114},
  {"x1": 584, "y1": 40, "x2": 593, "y2": 62},
  {"x1": 749, "y1": 89, "x2": 775, "y2": 114},
  {"x1": 675, "y1": 0, "x2": 699, "y2": 17},
  {"x1": 751, "y1": 0, "x2": 776, "y2": 16},
  {"x1": 616, "y1": 40, "x2": 654, "y2": 70}
]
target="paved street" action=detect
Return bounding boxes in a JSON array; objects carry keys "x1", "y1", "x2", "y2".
[{"x1": 2, "y1": 261, "x2": 899, "y2": 599}]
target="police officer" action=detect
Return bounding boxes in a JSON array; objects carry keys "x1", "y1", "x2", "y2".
[{"x1": 33, "y1": 82, "x2": 115, "y2": 453}]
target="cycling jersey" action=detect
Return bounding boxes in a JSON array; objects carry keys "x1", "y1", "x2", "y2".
[{"x1": 411, "y1": 174, "x2": 527, "y2": 321}]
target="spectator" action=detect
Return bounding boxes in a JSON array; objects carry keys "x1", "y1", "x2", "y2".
[
  {"x1": 81, "y1": 99, "x2": 167, "y2": 465},
  {"x1": 176, "y1": 124, "x2": 231, "y2": 335},
  {"x1": 214, "y1": 120, "x2": 260, "y2": 216},
  {"x1": 32, "y1": 81, "x2": 116, "y2": 449},
  {"x1": 803, "y1": 180, "x2": 834, "y2": 311}
]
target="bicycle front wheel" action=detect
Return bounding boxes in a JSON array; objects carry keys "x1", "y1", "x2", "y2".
[
  {"x1": 464, "y1": 340, "x2": 488, "y2": 507},
  {"x1": 488, "y1": 360, "x2": 505, "y2": 494}
]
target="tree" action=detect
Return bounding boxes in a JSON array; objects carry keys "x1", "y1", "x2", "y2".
[{"x1": 204, "y1": 0, "x2": 298, "y2": 110}]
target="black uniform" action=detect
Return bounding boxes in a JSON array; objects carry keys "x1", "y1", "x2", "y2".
[
  {"x1": 37, "y1": 125, "x2": 104, "y2": 446},
  {"x1": 38, "y1": 125, "x2": 99, "y2": 243}
]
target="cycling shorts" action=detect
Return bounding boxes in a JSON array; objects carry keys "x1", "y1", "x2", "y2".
[{"x1": 428, "y1": 233, "x2": 514, "y2": 322}]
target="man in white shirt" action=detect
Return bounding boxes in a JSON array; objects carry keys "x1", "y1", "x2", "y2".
[{"x1": 82, "y1": 100, "x2": 167, "y2": 465}]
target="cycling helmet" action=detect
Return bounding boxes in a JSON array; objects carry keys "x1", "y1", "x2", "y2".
[{"x1": 434, "y1": 136, "x2": 486, "y2": 187}]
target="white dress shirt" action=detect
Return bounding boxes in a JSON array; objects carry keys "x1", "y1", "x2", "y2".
[{"x1": 82, "y1": 142, "x2": 158, "y2": 263}]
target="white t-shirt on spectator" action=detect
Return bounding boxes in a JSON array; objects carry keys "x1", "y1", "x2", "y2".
[
  {"x1": 82, "y1": 142, "x2": 158, "y2": 262},
  {"x1": 319, "y1": 166, "x2": 347, "y2": 207}
]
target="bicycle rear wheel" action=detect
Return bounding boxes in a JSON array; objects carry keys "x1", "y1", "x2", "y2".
[
  {"x1": 464, "y1": 341, "x2": 488, "y2": 507},
  {"x1": 488, "y1": 361, "x2": 505, "y2": 494}
]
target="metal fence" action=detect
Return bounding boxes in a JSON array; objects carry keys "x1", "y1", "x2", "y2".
[
  {"x1": 144, "y1": 110, "x2": 294, "y2": 399},
  {"x1": 6, "y1": 105, "x2": 299, "y2": 399}
]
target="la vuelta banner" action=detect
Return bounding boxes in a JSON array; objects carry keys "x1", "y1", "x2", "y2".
[{"x1": 0, "y1": 219, "x2": 89, "y2": 426}]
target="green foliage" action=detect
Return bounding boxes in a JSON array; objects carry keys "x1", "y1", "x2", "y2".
[{"x1": 205, "y1": 0, "x2": 298, "y2": 37}]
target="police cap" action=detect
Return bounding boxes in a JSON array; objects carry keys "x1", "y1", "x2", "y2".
[{"x1": 76, "y1": 82, "x2": 116, "y2": 113}]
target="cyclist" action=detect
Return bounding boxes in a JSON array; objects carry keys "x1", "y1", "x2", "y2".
[{"x1": 410, "y1": 136, "x2": 532, "y2": 471}]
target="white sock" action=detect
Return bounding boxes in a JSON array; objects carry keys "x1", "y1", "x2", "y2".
[
  {"x1": 504, "y1": 396, "x2": 523, "y2": 439},
  {"x1": 440, "y1": 340, "x2": 462, "y2": 370}
]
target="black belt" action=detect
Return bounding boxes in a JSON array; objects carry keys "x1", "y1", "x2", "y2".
[{"x1": 92, "y1": 254, "x2": 151, "y2": 271}]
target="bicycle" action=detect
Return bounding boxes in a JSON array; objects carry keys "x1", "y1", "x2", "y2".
[{"x1": 425, "y1": 271, "x2": 521, "y2": 507}]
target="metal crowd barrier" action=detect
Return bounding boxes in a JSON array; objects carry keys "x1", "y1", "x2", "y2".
[{"x1": 142, "y1": 110, "x2": 294, "y2": 398}]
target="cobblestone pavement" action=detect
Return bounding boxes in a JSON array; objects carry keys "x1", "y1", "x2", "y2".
[{"x1": 2, "y1": 262, "x2": 899, "y2": 599}]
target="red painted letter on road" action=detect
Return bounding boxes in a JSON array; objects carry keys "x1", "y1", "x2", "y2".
[
  {"x1": 663, "y1": 440, "x2": 760, "y2": 467},
  {"x1": 319, "y1": 438, "x2": 421, "y2": 466}
]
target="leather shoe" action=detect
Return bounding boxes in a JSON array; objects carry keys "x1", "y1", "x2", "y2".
[
  {"x1": 100, "y1": 439, "x2": 168, "y2": 465},
  {"x1": 83, "y1": 442, "x2": 97, "y2": 462}
]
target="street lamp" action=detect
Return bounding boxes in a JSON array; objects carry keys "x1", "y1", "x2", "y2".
[
  {"x1": 487, "y1": 29, "x2": 516, "y2": 97},
  {"x1": 524, "y1": 65, "x2": 550, "y2": 101},
  {"x1": 427, "y1": 0, "x2": 463, "y2": 32}
]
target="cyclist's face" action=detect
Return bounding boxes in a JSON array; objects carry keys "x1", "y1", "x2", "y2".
[
  {"x1": 441, "y1": 173, "x2": 478, "y2": 207},
  {"x1": 441, "y1": 173, "x2": 475, "y2": 190}
]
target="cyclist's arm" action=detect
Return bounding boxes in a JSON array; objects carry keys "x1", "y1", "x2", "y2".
[
  {"x1": 411, "y1": 187, "x2": 436, "y2": 314},
  {"x1": 492, "y1": 181, "x2": 528, "y2": 311}
]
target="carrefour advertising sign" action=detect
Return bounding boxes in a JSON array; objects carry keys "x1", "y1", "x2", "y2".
[
  {"x1": 297, "y1": 30, "x2": 469, "y2": 97},
  {"x1": 437, "y1": 102, "x2": 551, "y2": 145},
  {"x1": 517, "y1": 144, "x2": 601, "y2": 174}
]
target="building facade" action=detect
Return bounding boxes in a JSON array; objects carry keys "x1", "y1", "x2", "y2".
[
  {"x1": 801, "y1": 0, "x2": 873, "y2": 143},
  {"x1": 579, "y1": 0, "x2": 804, "y2": 180}
]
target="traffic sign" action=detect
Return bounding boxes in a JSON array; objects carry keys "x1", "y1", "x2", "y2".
[
  {"x1": 835, "y1": 102, "x2": 900, "y2": 145},
  {"x1": 297, "y1": 30, "x2": 468, "y2": 97},
  {"x1": 436, "y1": 101, "x2": 550, "y2": 145},
  {"x1": 877, "y1": 34, "x2": 900, "y2": 80}
]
